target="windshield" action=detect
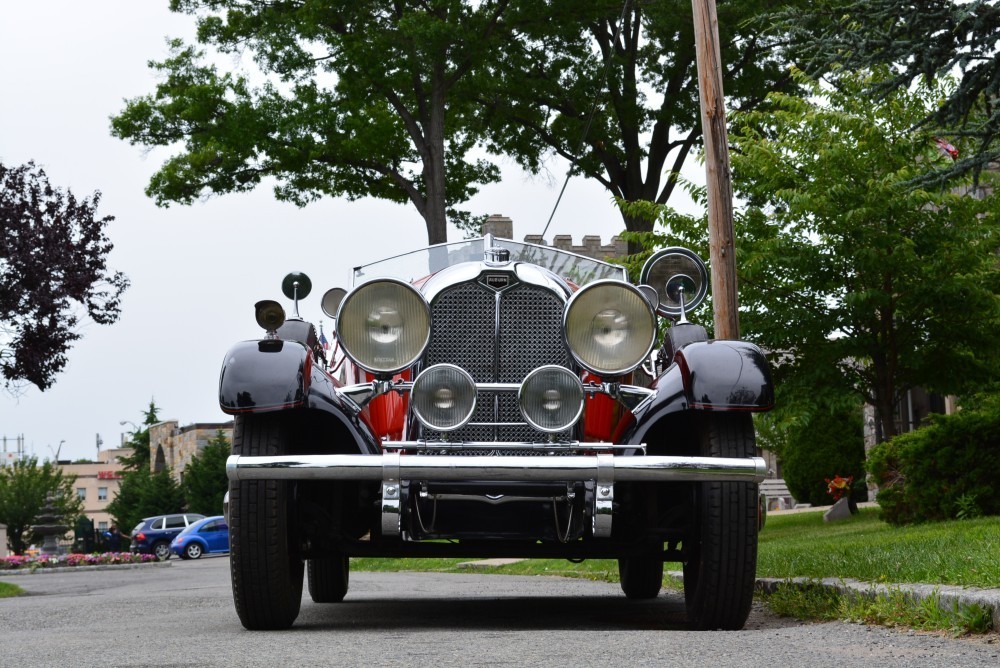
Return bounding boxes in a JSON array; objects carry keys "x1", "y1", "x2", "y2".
[{"x1": 352, "y1": 237, "x2": 627, "y2": 287}]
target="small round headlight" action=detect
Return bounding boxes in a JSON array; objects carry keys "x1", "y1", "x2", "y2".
[
  {"x1": 337, "y1": 279, "x2": 430, "y2": 374},
  {"x1": 411, "y1": 364, "x2": 477, "y2": 432},
  {"x1": 564, "y1": 281, "x2": 656, "y2": 376},
  {"x1": 519, "y1": 365, "x2": 585, "y2": 433},
  {"x1": 254, "y1": 300, "x2": 286, "y2": 332}
]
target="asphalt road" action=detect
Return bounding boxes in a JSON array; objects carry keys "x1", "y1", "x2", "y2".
[{"x1": 1, "y1": 557, "x2": 997, "y2": 667}]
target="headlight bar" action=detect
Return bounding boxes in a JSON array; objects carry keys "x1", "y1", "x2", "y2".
[{"x1": 337, "y1": 375, "x2": 655, "y2": 419}]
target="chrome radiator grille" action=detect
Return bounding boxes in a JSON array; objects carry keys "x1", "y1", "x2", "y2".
[{"x1": 423, "y1": 280, "x2": 570, "y2": 442}]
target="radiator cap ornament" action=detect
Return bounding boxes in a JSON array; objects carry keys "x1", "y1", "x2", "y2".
[{"x1": 484, "y1": 245, "x2": 511, "y2": 266}]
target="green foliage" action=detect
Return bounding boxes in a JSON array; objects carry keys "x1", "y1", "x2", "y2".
[
  {"x1": 182, "y1": 430, "x2": 230, "y2": 515},
  {"x1": 780, "y1": 401, "x2": 866, "y2": 507},
  {"x1": 116, "y1": 400, "x2": 160, "y2": 471},
  {"x1": 485, "y1": 0, "x2": 817, "y2": 240},
  {"x1": 782, "y1": 0, "x2": 1000, "y2": 184},
  {"x1": 0, "y1": 457, "x2": 83, "y2": 555},
  {"x1": 866, "y1": 392, "x2": 1000, "y2": 526},
  {"x1": 730, "y1": 68, "x2": 1000, "y2": 441},
  {"x1": 758, "y1": 508, "x2": 1000, "y2": 587},
  {"x1": 108, "y1": 468, "x2": 186, "y2": 535},
  {"x1": 112, "y1": 1, "x2": 518, "y2": 243},
  {"x1": 0, "y1": 581, "x2": 24, "y2": 598},
  {"x1": 0, "y1": 161, "x2": 128, "y2": 392},
  {"x1": 107, "y1": 401, "x2": 187, "y2": 533}
]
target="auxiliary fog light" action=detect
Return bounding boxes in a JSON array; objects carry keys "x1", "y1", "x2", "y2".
[
  {"x1": 518, "y1": 365, "x2": 585, "y2": 434},
  {"x1": 411, "y1": 364, "x2": 477, "y2": 432}
]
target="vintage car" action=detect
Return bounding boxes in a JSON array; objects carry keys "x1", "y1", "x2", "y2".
[{"x1": 221, "y1": 234, "x2": 773, "y2": 630}]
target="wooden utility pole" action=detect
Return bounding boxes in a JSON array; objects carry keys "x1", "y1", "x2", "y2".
[{"x1": 692, "y1": 0, "x2": 739, "y2": 340}]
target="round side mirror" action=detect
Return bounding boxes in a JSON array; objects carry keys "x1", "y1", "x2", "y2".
[
  {"x1": 321, "y1": 287, "x2": 348, "y2": 320},
  {"x1": 281, "y1": 272, "x2": 312, "y2": 301},
  {"x1": 639, "y1": 248, "x2": 709, "y2": 319}
]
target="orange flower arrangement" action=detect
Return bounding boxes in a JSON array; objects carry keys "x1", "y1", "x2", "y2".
[{"x1": 825, "y1": 475, "x2": 853, "y2": 501}]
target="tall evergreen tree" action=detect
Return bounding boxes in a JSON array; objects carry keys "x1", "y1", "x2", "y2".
[
  {"x1": 781, "y1": 0, "x2": 1000, "y2": 183},
  {"x1": 182, "y1": 430, "x2": 230, "y2": 515}
]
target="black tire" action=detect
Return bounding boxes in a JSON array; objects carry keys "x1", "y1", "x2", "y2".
[
  {"x1": 618, "y1": 553, "x2": 664, "y2": 599},
  {"x1": 682, "y1": 413, "x2": 758, "y2": 630},
  {"x1": 152, "y1": 541, "x2": 171, "y2": 561},
  {"x1": 229, "y1": 414, "x2": 304, "y2": 630},
  {"x1": 185, "y1": 543, "x2": 203, "y2": 560},
  {"x1": 307, "y1": 555, "x2": 350, "y2": 603}
]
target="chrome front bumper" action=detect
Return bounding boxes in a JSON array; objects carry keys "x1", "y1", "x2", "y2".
[
  {"x1": 225, "y1": 452, "x2": 768, "y2": 483},
  {"x1": 226, "y1": 452, "x2": 766, "y2": 539}
]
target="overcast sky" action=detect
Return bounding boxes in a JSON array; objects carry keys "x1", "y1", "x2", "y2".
[{"x1": 1, "y1": 2, "x2": 698, "y2": 463}]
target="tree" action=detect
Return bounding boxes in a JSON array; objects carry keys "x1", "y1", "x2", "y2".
[
  {"x1": 116, "y1": 400, "x2": 161, "y2": 472},
  {"x1": 480, "y1": 0, "x2": 812, "y2": 248},
  {"x1": 108, "y1": 400, "x2": 166, "y2": 533},
  {"x1": 782, "y1": 0, "x2": 1000, "y2": 184},
  {"x1": 182, "y1": 430, "x2": 230, "y2": 515},
  {"x1": 0, "y1": 161, "x2": 129, "y2": 392},
  {"x1": 728, "y1": 70, "x2": 1000, "y2": 441},
  {"x1": 0, "y1": 457, "x2": 83, "y2": 555},
  {"x1": 111, "y1": 1, "x2": 520, "y2": 244},
  {"x1": 106, "y1": 468, "x2": 185, "y2": 535}
]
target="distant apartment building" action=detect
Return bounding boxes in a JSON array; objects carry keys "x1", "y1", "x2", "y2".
[{"x1": 58, "y1": 447, "x2": 130, "y2": 531}]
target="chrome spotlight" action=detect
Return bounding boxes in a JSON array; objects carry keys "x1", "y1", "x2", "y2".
[
  {"x1": 411, "y1": 364, "x2": 477, "y2": 432},
  {"x1": 518, "y1": 365, "x2": 585, "y2": 434}
]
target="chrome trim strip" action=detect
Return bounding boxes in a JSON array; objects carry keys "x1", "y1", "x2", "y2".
[
  {"x1": 389, "y1": 442, "x2": 638, "y2": 452},
  {"x1": 226, "y1": 454, "x2": 768, "y2": 483},
  {"x1": 336, "y1": 380, "x2": 656, "y2": 416}
]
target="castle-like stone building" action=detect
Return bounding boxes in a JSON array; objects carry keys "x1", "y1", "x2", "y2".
[{"x1": 149, "y1": 420, "x2": 233, "y2": 484}]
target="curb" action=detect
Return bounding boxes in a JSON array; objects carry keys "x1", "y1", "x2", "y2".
[
  {"x1": 0, "y1": 561, "x2": 172, "y2": 577},
  {"x1": 668, "y1": 571, "x2": 999, "y2": 630},
  {"x1": 756, "y1": 576, "x2": 1000, "y2": 631}
]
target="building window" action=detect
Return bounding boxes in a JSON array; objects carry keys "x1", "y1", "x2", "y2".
[
  {"x1": 98, "y1": 521, "x2": 108, "y2": 531},
  {"x1": 76, "y1": 487, "x2": 86, "y2": 500},
  {"x1": 98, "y1": 487, "x2": 108, "y2": 501}
]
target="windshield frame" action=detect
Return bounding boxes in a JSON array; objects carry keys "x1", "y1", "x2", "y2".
[{"x1": 351, "y1": 235, "x2": 627, "y2": 287}]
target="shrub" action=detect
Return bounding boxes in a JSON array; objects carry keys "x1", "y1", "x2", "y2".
[
  {"x1": 781, "y1": 405, "x2": 866, "y2": 506},
  {"x1": 867, "y1": 394, "x2": 1000, "y2": 525}
]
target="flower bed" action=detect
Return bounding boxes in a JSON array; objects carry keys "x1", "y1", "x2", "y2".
[{"x1": 0, "y1": 552, "x2": 159, "y2": 571}]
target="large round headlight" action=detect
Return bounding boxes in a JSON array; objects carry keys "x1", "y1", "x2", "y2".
[
  {"x1": 411, "y1": 364, "x2": 477, "y2": 432},
  {"x1": 519, "y1": 365, "x2": 585, "y2": 433},
  {"x1": 564, "y1": 281, "x2": 656, "y2": 376},
  {"x1": 337, "y1": 279, "x2": 430, "y2": 374}
]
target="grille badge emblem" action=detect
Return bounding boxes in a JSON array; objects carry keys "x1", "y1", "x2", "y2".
[{"x1": 483, "y1": 274, "x2": 511, "y2": 290}]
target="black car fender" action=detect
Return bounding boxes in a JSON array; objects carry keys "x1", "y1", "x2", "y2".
[
  {"x1": 626, "y1": 339, "x2": 774, "y2": 445},
  {"x1": 218, "y1": 339, "x2": 379, "y2": 454}
]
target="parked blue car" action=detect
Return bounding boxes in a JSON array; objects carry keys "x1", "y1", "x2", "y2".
[
  {"x1": 130, "y1": 513, "x2": 206, "y2": 561},
  {"x1": 170, "y1": 515, "x2": 229, "y2": 560}
]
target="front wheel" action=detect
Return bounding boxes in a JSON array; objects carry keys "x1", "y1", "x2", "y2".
[
  {"x1": 307, "y1": 555, "x2": 350, "y2": 603},
  {"x1": 229, "y1": 414, "x2": 304, "y2": 630},
  {"x1": 682, "y1": 413, "x2": 758, "y2": 630}
]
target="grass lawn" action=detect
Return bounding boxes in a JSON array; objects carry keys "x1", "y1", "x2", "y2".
[
  {"x1": 0, "y1": 581, "x2": 24, "y2": 598},
  {"x1": 758, "y1": 507, "x2": 999, "y2": 588},
  {"x1": 352, "y1": 508, "x2": 998, "y2": 633},
  {"x1": 355, "y1": 508, "x2": 999, "y2": 589}
]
